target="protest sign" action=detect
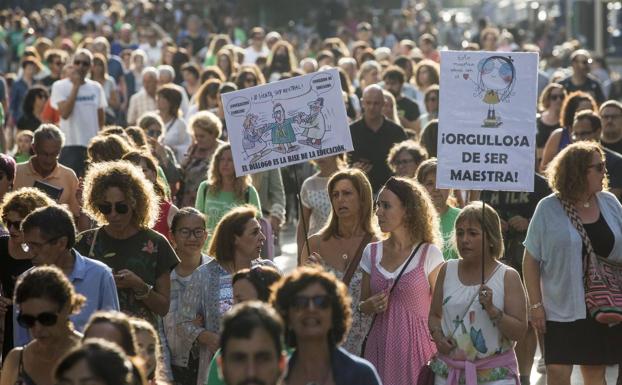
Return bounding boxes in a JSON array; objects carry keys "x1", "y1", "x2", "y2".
[
  {"x1": 437, "y1": 51, "x2": 538, "y2": 192},
  {"x1": 221, "y1": 68, "x2": 352, "y2": 176}
]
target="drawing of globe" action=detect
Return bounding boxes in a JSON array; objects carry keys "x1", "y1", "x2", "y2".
[{"x1": 477, "y1": 57, "x2": 514, "y2": 93}]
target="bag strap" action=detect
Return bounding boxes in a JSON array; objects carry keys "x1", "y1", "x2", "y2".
[
  {"x1": 388, "y1": 242, "x2": 424, "y2": 295},
  {"x1": 557, "y1": 195, "x2": 593, "y2": 274},
  {"x1": 343, "y1": 233, "x2": 373, "y2": 286},
  {"x1": 88, "y1": 228, "x2": 100, "y2": 258}
]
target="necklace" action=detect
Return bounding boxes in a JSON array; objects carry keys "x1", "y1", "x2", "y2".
[{"x1": 583, "y1": 201, "x2": 591, "y2": 208}]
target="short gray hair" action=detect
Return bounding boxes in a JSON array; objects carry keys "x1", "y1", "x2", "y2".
[
  {"x1": 141, "y1": 66, "x2": 158, "y2": 80},
  {"x1": 34, "y1": 124, "x2": 65, "y2": 147},
  {"x1": 157, "y1": 65, "x2": 175, "y2": 80}
]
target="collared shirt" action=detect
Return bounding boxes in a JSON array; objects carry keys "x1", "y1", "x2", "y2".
[
  {"x1": 14, "y1": 159, "x2": 80, "y2": 217},
  {"x1": 14, "y1": 249, "x2": 120, "y2": 346},
  {"x1": 127, "y1": 89, "x2": 157, "y2": 125}
]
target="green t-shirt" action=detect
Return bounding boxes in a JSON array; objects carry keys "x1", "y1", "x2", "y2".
[
  {"x1": 440, "y1": 206, "x2": 461, "y2": 260},
  {"x1": 206, "y1": 347, "x2": 293, "y2": 385},
  {"x1": 14, "y1": 153, "x2": 31, "y2": 164}
]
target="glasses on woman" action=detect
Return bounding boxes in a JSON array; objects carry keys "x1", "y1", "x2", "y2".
[
  {"x1": 175, "y1": 227, "x2": 206, "y2": 239},
  {"x1": 17, "y1": 311, "x2": 59, "y2": 328},
  {"x1": 291, "y1": 294, "x2": 331, "y2": 310},
  {"x1": 97, "y1": 202, "x2": 130, "y2": 215}
]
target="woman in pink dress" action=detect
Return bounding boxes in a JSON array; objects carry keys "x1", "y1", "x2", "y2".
[{"x1": 358, "y1": 177, "x2": 444, "y2": 384}]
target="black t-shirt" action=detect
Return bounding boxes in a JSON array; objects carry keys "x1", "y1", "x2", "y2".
[
  {"x1": 604, "y1": 147, "x2": 622, "y2": 192},
  {"x1": 396, "y1": 95, "x2": 421, "y2": 122},
  {"x1": 602, "y1": 138, "x2": 622, "y2": 156},
  {"x1": 16, "y1": 113, "x2": 41, "y2": 131},
  {"x1": 481, "y1": 174, "x2": 551, "y2": 272},
  {"x1": 583, "y1": 213, "x2": 615, "y2": 259},
  {"x1": 349, "y1": 117, "x2": 407, "y2": 192},
  {"x1": 0, "y1": 235, "x2": 33, "y2": 357},
  {"x1": 558, "y1": 75, "x2": 605, "y2": 105},
  {"x1": 536, "y1": 114, "x2": 559, "y2": 148}
]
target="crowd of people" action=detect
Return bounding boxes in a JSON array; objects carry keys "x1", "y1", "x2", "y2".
[{"x1": 0, "y1": 1, "x2": 622, "y2": 385}]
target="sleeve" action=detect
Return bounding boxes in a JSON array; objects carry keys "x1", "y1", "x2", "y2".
[
  {"x1": 300, "y1": 178, "x2": 312, "y2": 209},
  {"x1": 423, "y1": 244, "x2": 445, "y2": 278},
  {"x1": 523, "y1": 199, "x2": 546, "y2": 262},
  {"x1": 248, "y1": 186, "x2": 263, "y2": 215},
  {"x1": 360, "y1": 243, "x2": 373, "y2": 274},
  {"x1": 98, "y1": 83, "x2": 108, "y2": 109},
  {"x1": 195, "y1": 181, "x2": 208, "y2": 213},
  {"x1": 176, "y1": 269, "x2": 206, "y2": 347},
  {"x1": 155, "y1": 234, "x2": 180, "y2": 277},
  {"x1": 99, "y1": 267, "x2": 120, "y2": 311},
  {"x1": 50, "y1": 81, "x2": 65, "y2": 109}
]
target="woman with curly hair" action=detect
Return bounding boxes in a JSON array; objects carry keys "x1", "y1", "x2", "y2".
[
  {"x1": 358, "y1": 176, "x2": 444, "y2": 384},
  {"x1": 0, "y1": 266, "x2": 84, "y2": 385},
  {"x1": 387, "y1": 139, "x2": 428, "y2": 178},
  {"x1": 271, "y1": 266, "x2": 381, "y2": 385},
  {"x1": 74, "y1": 161, "x2": 179, "y2": 326},
  {"x1": 177, "y1": 205, "x2": 276, "y2": 385},
  {"x1": 87, "y1": 134, "x2": 132, "y2": 164},
  {"x1": 195, "y1": 144, "x2": 261, "y2": 243}
]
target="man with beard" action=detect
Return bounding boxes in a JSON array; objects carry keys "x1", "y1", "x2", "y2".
[
  {"x1": 559, "y1": 49, "x2": 605, "y2": 105},
  {"x1": 382, "y1": 65, "x2": 420, "y2": 130},
  {"x1": 218, "y1": 302, "x2": 286, "y2": 385}
]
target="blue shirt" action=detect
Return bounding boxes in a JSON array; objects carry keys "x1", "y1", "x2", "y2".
[{"x1": 13, "y1": 249, "x2": 120, "y2": 346}]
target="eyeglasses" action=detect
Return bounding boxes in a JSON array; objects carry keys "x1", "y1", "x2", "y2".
[
  {"x1": 17, "y1": 311, "x2": 59, "y2": 328},
  {"x1": 393, "y1": 158, "x2": 415, "y2": 166},
  {"x1": 146, "y1": 129, "x2": 161, "y2": 138},
  {"x1": 97, "y1": 202, "x2": 130, "y2": 215},
  {"x1": 549, "y1": 94, "x2": 564, "y2": 101},
  {"x1": 73, "y1": 60, "x2": 91, "y2": 67},
  {"x1": 5, "y1": 219, "x2": 22, "y2": 230},
  {"x1": 22, "y1": 235, "x2": 63, "y2": 252},
  {"x1": 601, "y1": 114, "x2": 622, "y2": 121},
  {"x1": 588, "y1": 161, "x2": 606, "y2": 173},
  {"x1": 175, "y1": 227, "x2": 206, "y2": 239},
  {"x1": 291, "y1": 294, "x2": 331, "y2": 310},
  {"x1": 572, "y1": 130, "x2": 596, "y2": 140}
]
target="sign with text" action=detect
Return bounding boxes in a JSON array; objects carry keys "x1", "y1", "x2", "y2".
[
  {"x1": 437, "y1": 51, "x2": 538, "y2": 192},
  {"x1": 222, "y1": 68, "x2": 352, "y2": 176}
]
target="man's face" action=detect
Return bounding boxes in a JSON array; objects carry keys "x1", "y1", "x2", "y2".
[
  {"x1": 158, "y1": 73, "x2": 173, "y2": 86},
  {"x1": 23, "y1": 227, "x2": 64, "y2": 267},
  {"x1": 73, "y1": 53, "x2": 92, "y2": 79},
  {"x1": 220, "y1": 328, "x2": 284, "y2": 385},
  {"x1": 600, "y1": 106, "x2": 622, "y2": 138},
  {"x1": 572, "y1": 55, "x2": 591, "y2": 77},
  {"x1": 362, "y1": 89, "x2": 385, "y2": 121},
  {"x1": 33, "y1": 139, "x2": 61, "y2": 174},
  {"x1": 572, "y1": 118, "x2": 600, "y2": 142},
  {"x1": 143, "y1": 74, "x2": 158, "y2": 95},
  {"x1": 383, "y1": 77, "x2": 402, "y2": 98}
]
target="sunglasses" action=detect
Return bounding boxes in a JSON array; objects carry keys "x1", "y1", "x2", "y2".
[
  {"x1": 292, "y1": 294, "x2": 331, "y2": 310},
  {"x1": 5, "y1": 219, "x2": 22, "y2": 230},
  {"x1": 17, "y1": 311, "x2": 59, "y2": 328},
  {"x1": 549, "y1": 94, "x2": 564, "y2": 101},
  {"x1": 175, "y1": 227, "x2": 206, "y2": 239},
  {"x1": 147, "y1": 129, "x2": 161, "y2": 138},
  {"x1": 97, "y1": 202, "x2": 130, "y2": 215},
  {"x1": 73, "y1": 60, "x2": 91, "y2": 67},
  {"x1": 588, "y1": 162, "x2": 606, "y2": 173},
  {"x1": 572, "y1": 130, "x2": 595, "y2": 140}
]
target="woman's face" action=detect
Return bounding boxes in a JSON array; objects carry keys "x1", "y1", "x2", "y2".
[
  {"x1": 182, "y1": 70, "x2": 197, "y2": 85},
  {"x1": 33, "y1": 93, "x2": 48, "y2": 112},
  {"x1": 455, "y1": 219, "x2": 484, "y2": 261},
  {"x1": 193, "y1": 127, "x2": 217, "y2": 149},
  {"x1": 586, "y1": 151, "x2": 606, "y2": 196},
  {"x1": 233, "y1": 277, "x2": 258, "y2": 304},
  {"x1": 218, "y1": 55, "x2": 230, "y2": 71},
  {"x1": 382, "y1": 95, "x2": 394, "y2": 120},
  {"x1": 5, "y1": 210, "x2": 25, "y2": 241},
  {"x1": 135, "y1": 330, "x2": 157, "y2": 378},
  {"x1": 56, "y1": 358, "x2": 107, "y2": 385},
  {"x1": 138, "y1": 160, "x2": 157, "y2": 184},
  {"x1": 421, "y1": 172, "x2": 449, "y2": 210},
  {"x1": 84, "y1": 322, "x2": 125, "y2": 348},
  {"x1": 548, "y1": 89, "x2": 565, "y2": 109},
  {"x1": 242, "y1": 73, "x2": 257, "y2": 88},
  {"x1": 425, "y1": 91, "x2": 439, "y2": 114},
  {"x1": 100, "y1": 187, "x2": 133, "y2": 230},
  {"x1": 330, "y1": 179, "x2": 361, "y2": 220},
  {"x1": 18, "y1": 297, "x2": 66, "y2": 344},
  {"x1": 288, "y1": 282, "x2": 333, "y2": 341},
  {"x1": 234, "y1": 218, "x2": 266, "y2": 260},
  {"x1": 217, "y1": 149, "x2": 235, "y2": 178},
  {"x1": 156, "y1": 95, "x2": 171, "y2": 116},
  {"x1": 392, "y1": 150, "x2": 418, "y2": 178},
  {"x1": 171, "y1": 214, "x2": 207, "y2": 257},
  {"x1": 92, "y1": 60, "x2": 104, "y2": 76},
  {"x1": 364, "y1": 68, "x2": 379, "y2": 85},
  {"x1": 375, "y1": 188, "x2": 406, "y2": 233},
  {"x1": 417, "y1": 67, "x2": 432, "y2": 88}
]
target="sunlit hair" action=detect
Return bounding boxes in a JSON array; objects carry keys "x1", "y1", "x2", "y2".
[
  {"x1": 189, "y1": 110, "x2": 222, "y2": 138},
  {"x1": 538, "y1": 83, "x2": 566, "y2": 111},
  {"x1": 82, "y1": 161, "x2": 159, "y2": 228},
  {"x1": 195, "y1": 78, "x2": 222, "y2": 111},
  {"x1": 15, "y1": 265, "x2": 85, "y2": 314},
  {"x1": 125, "y1": 126, "x2": 149, "y2": 149},
  {"x1": 414, "y1": 59, "x2": 440, "y2": 89},
  {"x1": 122, "y1": 151, "x2": 168, "y2": 200},
  {"x1": 87, "y1": 134, "x2": 132, "y2": 163},
  {"x1": 233, "y1": 266, "x2": 282, "y2": 302},
  {"x1": 207, "y1": 143, "x2": 251, "y2": 200},
  {"x1": 156, "y1": 84, "x2": 182, "y2": 116},
  {"x1": 208, "y1": 205, "x2": 258, "y2": 264},
  {"x1": 270, "y1": 266, "x2": 351, "y2": 348},
  {"x1": 0, "y1": 187, "x2": 55, "y2": 223},
  {"x1": 130, "y1": 317, "x2": 164, "y2": 382},
  {"x1": 454, "y1": 201, "x2": 504, "y2": 260},
  {"x1": 546, "y1": 141, "x2": 608, "y2": 203},
  {"x1": 170, "y1": 207, "x2": 206, "y2": 232},
  {"x1": 382, "y1": 90, "x2": 400, "y2": 123},
  {"x1": 319, "y1": 169, "x2": 377, "y2": 241},
  {"x1": 83, "y1": 311, "x2": 138, "y2": 356},
  {"x1": 387, "y1": 140, "x2": 428, "y2": 173},
  {"x1": 380, "y1": 177, "x2": 442, "y2": 246},
  {"x1": 137, "y1": 112, "x2": 164, "y2": 132},
  {"x1": 560, "y1": 91, "x2": 597, "y2": 129}
]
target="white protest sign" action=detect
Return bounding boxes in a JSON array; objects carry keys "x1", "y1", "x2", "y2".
[
  {"x1": 221, "y1": 68, "x2": 352, "y2": 176},
  {"x1": 437, "y1": 51, "x2": 538, "y2": 192}
]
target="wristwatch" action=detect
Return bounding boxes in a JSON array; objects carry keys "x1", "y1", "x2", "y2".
[
  {"x1": 529, "y1": 302, "x2": 543, "y2": 310},
  {"x1": 134, "y1": 283, "x2": 153, "y2": 300}
]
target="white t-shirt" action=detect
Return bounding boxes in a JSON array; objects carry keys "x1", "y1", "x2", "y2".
[
  {"x1": 243, "y1": 46, "x2": 270, "y2": 65},
  {"x1": 162, "y1": 117, "x2": 191, "y2": 162},
  {"x1": 360, "y1": 241, "x2": 444, "y2": 286},
  {"x1": 51, "y1": 78, "x2": 107, "y2": 147}
]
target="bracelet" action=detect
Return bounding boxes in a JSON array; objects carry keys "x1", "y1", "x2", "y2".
[
  {"x1": 530, "y1": 302, "x2": 543, "y2": 311},
  {"x1": 357, "y1": 301, "x2": 365, "y2": 313},
  {"x1": 490, "y1": 308, "x2": 504, "y2": 323},
  {"x1": 134, "y1": 283, "x2": 153, "y2": 300}
]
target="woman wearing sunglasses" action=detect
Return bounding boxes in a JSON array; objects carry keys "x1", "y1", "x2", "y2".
[
  {"x1": 359, "y1": 177, "x2": 444, "y2": 384},
  {"x1": 0, "y1": 266, "x2": 83, "y2": 385},
  {"x1": 524, "y1": 141, "x2": 622, "y2": 385},
  {"x1": 75, "y1": 161, "x2": 179, "y2": 327},
  {"x1": 177, "y1": 205, "x2": 277, "y2": 385},
  {"x1": 0, "y1": 187, "x2": 55, "y2": 359},
  {"x1": 271, "y1": 266, "x2": 381, "y2": 385}
]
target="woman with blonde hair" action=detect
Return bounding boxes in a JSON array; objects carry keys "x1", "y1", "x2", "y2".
[
  {"x1": 195, "y1": 144, "x2": 261, "y2": 242},
  {"x1": 382, "y1": 89, "x2": 400, "y2": 123},
  {"x1": 359, "y1": 177, "x2": 444, "y2": 384},
  {"x1": 75, "y1": 161, "x2": 179, "y2": 326},
  {"x1": 301, "y1": 168, "x2": 379, "y2": 355}
]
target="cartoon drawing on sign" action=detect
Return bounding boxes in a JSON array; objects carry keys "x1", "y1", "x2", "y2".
[
  {"x1": 242, "y1": 113, "x2": 271, "y2": 163},
  {"x1": 262, "y1": 103, "x2": 299, "y2": 154},
  {"x1": 296, "y1": 97, "x2": 327, "y2": 149},
  {"x1": 475, "y1": 56, "x2": 516, "y2": 128}
]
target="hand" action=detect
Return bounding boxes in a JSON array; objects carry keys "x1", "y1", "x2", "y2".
[
  {"x1": 198, "y1": 331, "x2": 220, "y2": 353},
  {"x1": 530, "y1": 306, "x2": 547, "y2": 334},
  {"x1": 0, "y1": 296, "x2": 12, "y2": 317},
  {"x1": 364, "y1": 291, "x2": 389, "y2": 314},
  {"x1": 508, "y1": 215, "x2": 529, "y2": 232},
  {"x1": 353, "y1": 160, "x2": 372, "y2": 173},
  {"x1": 70, "y1": 68, "x2": 83, "y2": 86},
  {"x1": 192, "y1": 314, "x2": 204, "y2": 328},
  {"x1": 434, "y1": 333, "x2": 457, "y2": 356},
  {"x1": 268, "y1": 215, "x2": 282, "y2": 234},
  {"x1": 478, "y1": 284, "x2": 494, "y2": 310},
  {"x1": 114, "y1": 269, "x2": 145, "y2": 291},
  {"x1": 305, "y1": 252, "x2": 324, "y2": 266}
]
